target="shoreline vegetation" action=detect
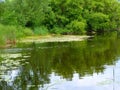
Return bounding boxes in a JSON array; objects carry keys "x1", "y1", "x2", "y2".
[
  {"x1": 0, "y1": 34, "x2": 91, "y2": 48},
  {"x1": 20, "y1": 35, "x2": 91, "y2": 43},
  {"x1": 0, "y1": 0, "x2": 120, "y2": 47}
]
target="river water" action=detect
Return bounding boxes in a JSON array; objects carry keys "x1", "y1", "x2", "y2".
[{"x1": 0, "y1": 33, "x2": 120, "y2": 90}]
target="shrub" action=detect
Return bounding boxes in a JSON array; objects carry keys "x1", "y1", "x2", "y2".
[
  {"x1": 0, "y1": 24, "x2": 17, "y2": 45},
  {"x1": 87, "y1": 13, "x2": 110, "y2": 33},
  {"x1": 0, "y1": 35, "x2": 5, "y2": 45},
  {"x1": 0, "y1": 25, "x2": 6, "y2": 45},
  {"x1": 33, "y1": 26, "x2": 49, "y2": 35},
  {"x1": 0, "y1": 24, "x2": 33, "y2": 45},
  {"x1": 9, "y1": 26, "x2": 34, "y2": 39},
  {"x1": 22, "y1": 28, "x2": 34, "y2": 36},
  {"x1": 66, "y1": 20, "x2": 87, "y2": 34},
  {"x1": 50, "y1": 27, "x2": 70, "y2": 34}
]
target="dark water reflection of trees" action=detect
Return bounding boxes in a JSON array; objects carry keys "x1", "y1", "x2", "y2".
[{"x1": 1, "y1": 32, "x2": 120, "y2": 90}]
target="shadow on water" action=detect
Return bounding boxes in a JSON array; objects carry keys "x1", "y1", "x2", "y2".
[{"x1": 0, "y1": 32, "x2": 120, "y2": 90}]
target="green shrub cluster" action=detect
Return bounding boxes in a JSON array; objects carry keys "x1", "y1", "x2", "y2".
[
  {"x1": 66, "y1": 20, "x2": 86, "y2": 34},
  {"x1": 51, "y1": 27, "x2": 70, "y2": 34},
  {"x1": 87, "y1": 13, "x2": 110, "y2": 33},
  {"x1": 0, "y1": 24, "x2": 33, "y2": 45},
  {"x1": 44, "y1": 0, "x2": 120, "y2": 34},
  {"x1": 33, "y1": 26, "x2": 49, "y2": 35}
]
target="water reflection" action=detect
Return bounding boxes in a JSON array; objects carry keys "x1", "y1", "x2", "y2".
[{"x1": 0, "y1": 32, "x2": 120, "y2": 90}]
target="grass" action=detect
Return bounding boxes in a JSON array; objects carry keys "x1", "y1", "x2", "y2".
[
  {"x1": 0, "y1": 24, "x2": 90, "y2": 47},
  {"x1": 0, "y1": 24, "x2": 33, "y2": 46},
  {"x1": 33, "y1": 26, "x2": 49, "y2": 35}
]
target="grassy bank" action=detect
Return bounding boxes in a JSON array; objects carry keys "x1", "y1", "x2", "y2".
[
  {"x1": 0, "y1": 24, "x2": 91, "y2": 47},
  {"x1": 0, "y1": 24, "x2": 33, "y2": 46}
]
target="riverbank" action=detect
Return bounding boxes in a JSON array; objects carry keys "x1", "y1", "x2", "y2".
[
  {"x1": 0, "y1": 35, "x2": 91, "y2": 48},
  {"x1": 19, "y1": 35, "x2": 91, "y2": 43}
]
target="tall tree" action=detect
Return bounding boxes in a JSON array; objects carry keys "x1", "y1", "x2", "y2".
[{"x1": 0, "y1": 0, "x2": 50, "y2": 27}]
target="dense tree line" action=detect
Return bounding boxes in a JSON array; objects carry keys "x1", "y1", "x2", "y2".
[{"x1": 0, "y1": 0, "x2": 120, "y2": 35}]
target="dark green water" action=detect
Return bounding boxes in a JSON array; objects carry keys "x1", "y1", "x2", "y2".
[{"x1": 0, "y1": 33, "x2": 120, "y2": 90}]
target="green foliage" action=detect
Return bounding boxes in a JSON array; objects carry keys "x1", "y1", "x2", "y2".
[
  {"x1": 46, "y1": 0, "x2": 120, "y2": 34},
  {"x1": 0, "y1": 35, "x2": 5, "y2": 45},
  {"x1": 87, "y1": 13, "x2": 110, "y2": 33},
  {"x1": 51, "y1": 27, "x2": 70, "y2": 34},
  {"x1": 34, "y1": 26, "x2": 49, "y2": 35},
  {"x1": 0, "y1": 24, "x2": 17, "y2": 45},
  {"x1": 0, "y1": 0, "x2": 120, "y2": 35},
  {"x1": 66, "y1": 20, "x2": 86, "y2": 34},
  {"x1": 15, "y1": 26, "x2": 34, "y2": 38},
  {"x1": 22, "y1": 28, "x2": 34, "y2": 36},
  {"x1": 0, "y1": 0, "x2": 50, "y2": 27},
  {"x1": 45, "y1": 0, "x2": 83, "y2": 30},
  {"x1": 0, "y1": 24, "x2": 33, "y2": 45}
]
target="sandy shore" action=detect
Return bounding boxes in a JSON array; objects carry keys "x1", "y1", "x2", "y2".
[{"x1": 20, "y1": 35, "x2": 91, "y2": 43}]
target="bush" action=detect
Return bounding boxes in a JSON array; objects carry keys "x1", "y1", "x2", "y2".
[
  {"x1": 87, "y1": 13, "x2": 110, "y2": 33},
  {"x1": 0, "y1": 24, "x2": 17, "y2": 45},
  {"x1": 23, "y1": 28, "x2": 34, "y2": 36},
  {"x1": 50, "y1": 27, "x2": 70, "y2": 34},
  {"x1": 33, "y1": 26, "x2": 49, "y2": 35},
  {"x1": 0, "y1": 25, "x2": 16, "y2": 40},
  {"x1": 66, "y1": 20, "x2": 87, "y2": 34},
  {"x1": 0, "y1": 25, "x2": 6, "y2": 45},
  {"x1": 0, "y1": 35, "x2": 5, "y2": 45},
  {"x1": 16, "y1": 26, "x2": 33, "y2": 38},
  {"x1": 0, "y1": 24, "x2": 33, "y2": 45}
]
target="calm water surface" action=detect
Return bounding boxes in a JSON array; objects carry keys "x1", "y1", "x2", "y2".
[{"x1": 0, "y1": 33, "x2": 120, "y2": 90}]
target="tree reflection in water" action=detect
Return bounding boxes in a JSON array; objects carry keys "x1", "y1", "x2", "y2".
[{"x1": 0, "y1": 32, "x2": 120, "y2": 90}]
